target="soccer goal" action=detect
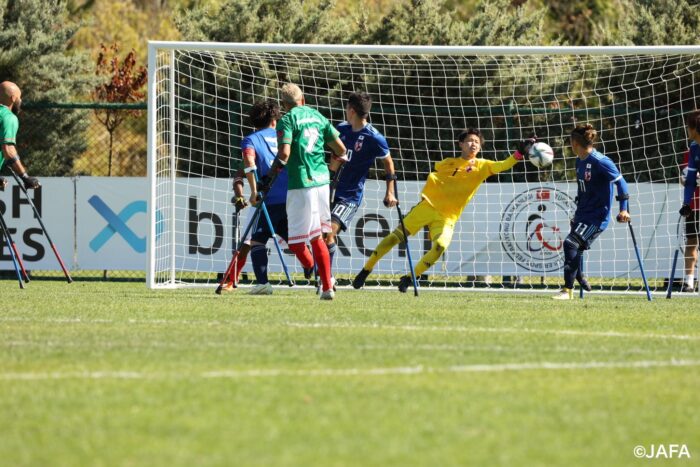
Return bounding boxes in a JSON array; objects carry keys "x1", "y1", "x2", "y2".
[{"x1": 147, "y1": 42, "x2": 700, "y2": 292}]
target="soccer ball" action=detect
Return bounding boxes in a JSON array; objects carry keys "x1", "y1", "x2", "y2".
[{"x1": 528, "y1": 142, "x2": 554, "y2": 169}]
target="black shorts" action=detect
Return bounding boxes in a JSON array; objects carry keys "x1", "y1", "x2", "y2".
[
  {"x1": 251, "y1": 203, "x2": 288, "y2": 243},
  {"x1": 568, "y1": 222, "x2": 604, "y2": 250},
  {"x1": 330, "y1": 199, "x2": 360, "y2": 231},
  {"x1": 686, "y1": 210, "x2": 700, "y2": 239}
]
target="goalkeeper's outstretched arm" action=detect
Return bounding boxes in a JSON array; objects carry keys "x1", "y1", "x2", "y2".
[
  {"x1": 485, "y1": 137, "x2": 533, "y2": 175},
  {"x1": 486, "y1": 154, "x2": 520, "y2": 176}
]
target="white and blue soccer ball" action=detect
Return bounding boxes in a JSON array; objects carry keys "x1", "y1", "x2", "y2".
[{"x1": 528, "y1": 142, "x2": 554, "y2": 169}]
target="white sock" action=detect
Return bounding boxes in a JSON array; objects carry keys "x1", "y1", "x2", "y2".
[{"x1": 685, "y1": 274, "x2": 695, "y2": 288}]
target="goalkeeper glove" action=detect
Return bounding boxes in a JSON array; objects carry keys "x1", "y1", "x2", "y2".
[
  {"x1": 514, "y1": 136, "x2": 537, "y2": 160},
  {"x1": 680, "y1": 204, "x2": 692, "y2": 217},
  {"x1": 22, "y1": 173, "x2": 40, "y2": 189},
  {"x1": 0, "y1": 177, "x2": 6, "y2": 191}
]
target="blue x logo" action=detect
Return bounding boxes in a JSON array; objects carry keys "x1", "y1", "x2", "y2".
[{"x1": 89, "y1": 196, "x2": 149, "y2": 253}]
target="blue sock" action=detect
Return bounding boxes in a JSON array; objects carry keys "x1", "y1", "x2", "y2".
[
  {"x1": 327, "y1": 242, "x2": 337, "y2": 274},
  {"x1": 250, "y1": 244, "x2": 268, "y2": 284}
]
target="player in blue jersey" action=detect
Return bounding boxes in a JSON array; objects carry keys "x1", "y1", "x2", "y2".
[
  {"x1": 325, "y1": 92, "x2": 397, "y2": 282},
  {"x1": 553, "y1": 124, "x2": 630, "y2": 300},
  {"x1": 239, "y1": 100, "x2": 292, "y2": 295},
  {"x1": 679, "y1": 110, "x2": 700, "y2": 292}
]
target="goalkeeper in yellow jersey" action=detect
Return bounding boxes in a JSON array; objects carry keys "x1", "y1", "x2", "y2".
[{"x1": 352, "y1": 128, "x2": 534, "y2": 292}]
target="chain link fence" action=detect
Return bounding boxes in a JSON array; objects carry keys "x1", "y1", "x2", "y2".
[{"x1": 21, "y1": 102, "x2": 148, "y2": 177}]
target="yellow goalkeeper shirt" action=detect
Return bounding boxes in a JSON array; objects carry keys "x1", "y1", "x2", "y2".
[{"x1": 420, "y1": 155, "x2": 519, "y2": 222}]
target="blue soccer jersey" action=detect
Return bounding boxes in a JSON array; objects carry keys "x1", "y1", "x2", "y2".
[
  {"x1": 684, "y1": 142, "x2": 700, "y2": 205},
  {"x1": 241, "y1": 127, "x2": 288, "y2": 205},
  {"x1": 574, "y1": 150, "x2": 628, "y2": 230},
  {"x1": 334, "y1": 122, "x2": 390, "y2": 204}
]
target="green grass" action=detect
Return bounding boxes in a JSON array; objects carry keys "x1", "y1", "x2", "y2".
[{"x1": 1, "y1": 281, "x2": 699, "y2": 466}]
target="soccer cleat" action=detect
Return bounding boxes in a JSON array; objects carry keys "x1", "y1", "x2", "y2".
[
  {"x1": 218, "y1": 283, "x2": 236, "y2": 294},
  {"x1": 316, "y1": 276, "x2": 337, "y2": 295},
  {"x1": 320, "y1": 289, "x2": 335, "y2": 300},
  {"x1": 248, "y1": 283, "x2": 273, "y2": 295},
  {"x1": 352, "y1": 269, "x2": 371, "y2": 289},
  {"x1": 577, "y1": 276, "x2": 592, "y2": 292},
  {"x1": 398, "y1": 275, "x2": 412, "y2": 293},
  {"x1": 552, "y1": 288, "x2": 574, "y2": 300},
  {"x1": 303, "y1": 266, "x2": 315, "y2": 280},
  {"x1": 352, "y1": 269, "x2": 370, "y2": 289},
  {"x1": 681, "y1": 283, "x2": 696, "y2": 293}
]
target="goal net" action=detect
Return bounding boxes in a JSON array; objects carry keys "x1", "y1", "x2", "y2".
[{"x1": 147, "y1": 42, "x2": 700, "y2": 292}]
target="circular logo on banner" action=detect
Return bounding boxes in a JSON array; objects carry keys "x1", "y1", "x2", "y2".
[{"x1": 500, "y1": 187, "x2": 577, "y2": 273}]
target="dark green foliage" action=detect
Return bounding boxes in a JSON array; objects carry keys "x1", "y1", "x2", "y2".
[
  {"x1": 365, "y1": 0, "x2": 464, "y2": 45},
  {"x1": 0, "y1": 0, "x2": 93, "y2": 176},
  {"x1": 616, "y1": 0, "x2": 700, "y2": 45},
  {"x1": 176, "y1": 0, "x2": 351, "y2": 44}
]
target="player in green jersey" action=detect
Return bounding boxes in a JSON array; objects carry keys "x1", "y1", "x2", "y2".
[
  {"x1": 260, "y1": 83, "x2": 347, "y2": 300},
  {"x1": 0, "y1": 82, "x2": 40, "y2": 190}
]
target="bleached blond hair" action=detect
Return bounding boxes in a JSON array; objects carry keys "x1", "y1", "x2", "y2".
[{"x1": 280, "y1": 83, "x2": 303, "y2": 106}]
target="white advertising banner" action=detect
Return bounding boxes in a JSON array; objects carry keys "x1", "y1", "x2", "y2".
[
  {"x1": 154, "y1": 179, "x2": 684, "y2": 278},
  {"x1": 2, "y1": 177, "x2": 686, "y2": 278},
  {"x1": 76, "y1": 177, "x2": 149, "y2": 270},
  {"x1": 316, "y1": 181, "x2": 684, "y2": 278},
  {"x1": 0, "y1": 179, "x2": 74, "y2": 270}
]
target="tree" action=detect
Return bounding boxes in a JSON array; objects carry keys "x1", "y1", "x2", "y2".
[
  {"x1": 175, "y1": 0, "x2": 351, "y2": 44},
  {"x1": 0, "y1": 0, "x2": 93, "y2": 176},
  {"x1": 70, "y1": 0, "x2": 181, "y2": 65},
  {"x1": 365, "y1": 0, "x2": 465, "y2": 45},
  {"x1": 612, "y1": 0, "x2": 700, "y2": 45},
  {"x1": 92, "y1": 43, "x2": 147, "y2": 177}
]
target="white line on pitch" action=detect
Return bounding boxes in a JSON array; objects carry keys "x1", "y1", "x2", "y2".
[
  {"x1": 1, "y1": 359, "x2": 699, "y2": 381},
  {"x1": 3, "y1": 340, "x2": 650, "y2": 356},
  {"x1": 280, "y1": 321, "x2": 700, "y2": 341},
  {"x1": 2, "y1": 316, "x2": 700, "y2": 342}
]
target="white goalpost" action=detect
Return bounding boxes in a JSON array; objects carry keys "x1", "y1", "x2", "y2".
[{"x1": 147, "y1": 42, "x2": 700, "y2": 293}]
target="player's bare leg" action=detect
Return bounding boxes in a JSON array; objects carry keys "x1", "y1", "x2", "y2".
[{"x1": 323, "y1": 222, "x2": 342, "y2": 291}]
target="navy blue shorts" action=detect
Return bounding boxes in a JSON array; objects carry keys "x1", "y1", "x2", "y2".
[
  {"x1": 330, "y1": 199, "x2": 360, "y2": 231},
  {"x1": 251, "y1": 203, "x2": 288, "y2": 243},
  {"x1": 568, "y1": 222, "x2": 603, "y2": 250}
]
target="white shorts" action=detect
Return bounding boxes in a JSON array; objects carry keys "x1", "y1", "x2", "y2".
[{"x1": 286, "y1": 185, "x2": 331, "y2": 244}]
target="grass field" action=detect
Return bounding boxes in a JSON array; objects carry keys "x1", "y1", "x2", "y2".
[{"x1": 1, "y1": 281, "x2": 699, "y2": 466}]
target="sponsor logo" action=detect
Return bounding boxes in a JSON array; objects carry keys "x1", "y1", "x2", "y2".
[
  {"x1": 89, "y1": 196, "x2": 162, "y2": 253},
  {"x1": 500, "y1": 187, "x2": 577, "y2": 273}
]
